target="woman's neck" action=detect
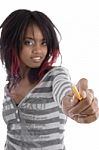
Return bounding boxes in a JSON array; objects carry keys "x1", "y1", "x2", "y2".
[{"x1": 19, "y1": 64, "x2": 30, "y2": 79}]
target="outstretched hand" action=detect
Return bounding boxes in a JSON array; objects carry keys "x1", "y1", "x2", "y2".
[{"x1": 62, "y1": 78, "x2": 99, "y2": 123}]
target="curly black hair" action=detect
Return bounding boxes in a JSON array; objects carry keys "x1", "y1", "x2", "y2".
[{"x1": 0, "y1": 9, "x2": 61, "y2": 84}]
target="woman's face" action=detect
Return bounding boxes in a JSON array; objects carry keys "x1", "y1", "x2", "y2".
[{"x1": 19, "y1": 24, "x2": 48, "y2": 71}]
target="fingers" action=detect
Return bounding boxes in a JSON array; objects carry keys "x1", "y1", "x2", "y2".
[
  {"x1": 71, "y1": 108, "x2": 99, "y2": 123},
  {"x1": 68, "y1": 96, "x2": 99, "y2": 123},
  {"x1": 77, "y1": 78, "x2": 88, "y2": 91},
  {"x1": 68, "y1": 89, "x2": 94, "y2": 115},
  {"x1": 62, "y1": 89, "x2": 80, "y2": 116},
  {"x1": 62, "y1": 95, "x2": 79, "y2": 115},
  {"x1": 81, "y1": 97, "x2": 98, "y2": 115},
  {"x1": 63, "y1": 78, "x2": 99, "y2": 123},
  {"x1": 77, "y1": 78, "x2": 88, "y2": 99}
]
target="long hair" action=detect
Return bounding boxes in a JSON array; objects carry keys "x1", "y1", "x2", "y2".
[{"x1": 0, "y1": 9, "x2": 61, "y2": 84}]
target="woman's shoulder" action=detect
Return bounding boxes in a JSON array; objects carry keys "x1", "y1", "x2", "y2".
[
  {"x1": 48, "y1": 66, "x2": 69, "y2": 75},
  {"x1": 42, "y1": 66, "x2": 70, "y2": 80}
]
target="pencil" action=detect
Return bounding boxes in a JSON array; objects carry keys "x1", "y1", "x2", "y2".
[{"x1": 72, "y1": 85, "x2": 83, "y2": 100}]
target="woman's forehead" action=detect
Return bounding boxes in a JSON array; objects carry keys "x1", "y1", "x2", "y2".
[{"x1": 24, "y1": 24, "x2": 44, "y2": 39}]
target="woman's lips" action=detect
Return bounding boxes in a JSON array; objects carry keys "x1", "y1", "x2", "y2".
[{"x1": 31, "y1": 56, "x2": 42, "y2": 62}]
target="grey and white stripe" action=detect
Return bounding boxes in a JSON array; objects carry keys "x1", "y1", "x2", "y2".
[{"x1": 3, "y1": 66, "x2": 71, "y2": 150}]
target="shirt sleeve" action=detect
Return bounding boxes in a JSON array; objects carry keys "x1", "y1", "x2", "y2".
[{"x1": 52, "y1": 66, "x2": 72, "y2": 108}]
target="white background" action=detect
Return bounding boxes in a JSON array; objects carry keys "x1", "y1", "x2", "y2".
[{"x1": 0, "y1": 0, "x2": 99, "y2": 149}]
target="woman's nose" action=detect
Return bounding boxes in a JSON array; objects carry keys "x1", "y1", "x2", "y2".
[{"x1": 32, "y1": 44, "x2": 41, "y2": 54}]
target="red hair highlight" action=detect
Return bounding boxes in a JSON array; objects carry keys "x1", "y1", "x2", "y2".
[
  {"x1": 11, "y1": 50, "x2": 20, "y2": 79},
  {"x1": 39, "y1": 49, "x2": 60, "y2": 78}
]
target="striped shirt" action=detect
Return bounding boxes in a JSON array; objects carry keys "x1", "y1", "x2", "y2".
[{"x1": 2, "y1": 66, "x2": 72, "y2": 150}]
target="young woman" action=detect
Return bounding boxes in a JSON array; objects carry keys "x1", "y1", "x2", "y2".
[{"x1": 0, "y1": 9, "x2": 99, "y2": 150}]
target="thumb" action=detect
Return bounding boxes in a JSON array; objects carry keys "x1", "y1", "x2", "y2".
[{"x1": 76, "y1": 78, "x2": 88, "y2": 98}]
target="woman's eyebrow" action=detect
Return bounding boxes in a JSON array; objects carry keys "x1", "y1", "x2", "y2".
[{"x1": 24, "y1": 37, "x2": 34, "y2": 40}]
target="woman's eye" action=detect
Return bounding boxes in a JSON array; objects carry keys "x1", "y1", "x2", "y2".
[
  {"x1": 24, "y1": 39, "x2": 35, "y2": 46},
  {"x1": 42, "y1": 41, "x2": 47, "y2": 46}
]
